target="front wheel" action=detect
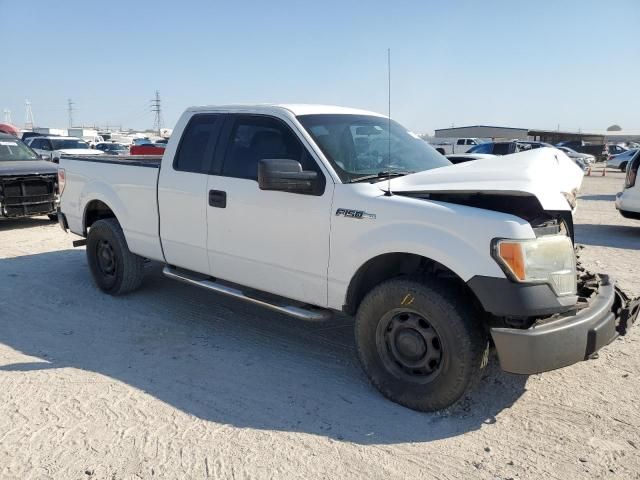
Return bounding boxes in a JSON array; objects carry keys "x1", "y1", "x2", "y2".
[
  {"x1": 355, "y1": 277, "x2": 488, "y2": 411},
  {"x1": 620, "y1": 161, "x2": 628, "y2": 172},
  {"x1": 86, "y1": 218, "x2": 145, "y2": 295}
]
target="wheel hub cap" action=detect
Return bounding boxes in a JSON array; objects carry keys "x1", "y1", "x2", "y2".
[
  {"x1": 377, "y1": 310, "x2": 443, "y2": 383},
  {"x1": 395, "y1": 329, "x2": 427, "y2": 360},
  {"x1": 96, "y1": 240, "x2": 116, "y2": 276}
]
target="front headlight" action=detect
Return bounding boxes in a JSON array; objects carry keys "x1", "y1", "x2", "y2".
[{"x1": 493, "y1": 235, "x2": 577, "y2": 296}]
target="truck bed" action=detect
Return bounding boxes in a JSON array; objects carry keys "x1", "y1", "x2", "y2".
[{"x1": 59, "y1": 154, "x2": 164, "y2": 262}]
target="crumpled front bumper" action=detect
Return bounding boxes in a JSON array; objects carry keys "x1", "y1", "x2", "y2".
[{"x1": 491, "y1": 274, "x2": 639, "y2": 375}]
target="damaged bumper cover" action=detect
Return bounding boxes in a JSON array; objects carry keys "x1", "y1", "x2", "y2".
[{"x1": 490, "y1": 273, "x2": 639, "y2": 375}]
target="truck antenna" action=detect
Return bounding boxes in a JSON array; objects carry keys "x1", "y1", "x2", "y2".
[{"x1": 385, "y1": 48, "x2": 393, "y2": 197}]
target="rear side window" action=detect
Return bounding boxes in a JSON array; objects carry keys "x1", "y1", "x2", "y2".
[
  {"x1": 222, "y1": 115, "x2": 319, "y2": 181},
  {"x1": 456, "y1": 139, "x2": 465, "y2": 145},
  {"x1": 174, "y1": 114, "x2": 223, "y2": 173}
]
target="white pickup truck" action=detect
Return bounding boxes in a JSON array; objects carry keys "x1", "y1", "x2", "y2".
[{"x1": 57, "y1": 104, "x2": 638, "y2": 412}]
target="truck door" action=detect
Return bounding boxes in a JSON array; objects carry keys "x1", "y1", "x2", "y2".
[
  {"x1": 157, "y1": 113, "x2": 224, "y2": 274},
  {"x1": 206, "y1": 114, "x2": 333, "y2": 307}
]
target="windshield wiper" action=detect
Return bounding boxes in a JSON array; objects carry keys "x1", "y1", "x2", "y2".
[{"x1": 349, "y1": 171, "x2": 413, "y2": 183}]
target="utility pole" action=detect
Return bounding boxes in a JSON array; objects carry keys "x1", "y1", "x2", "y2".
[
  {"x1": 3, "y1": 109, "x2": 11, "y2": 124},
  {"x1": 67, "y1": 98, "x2": 75, "y2": 128},
  {"x1": 24, "y1": 100, "x2": 35, "y2": 131},
  {"x1": 150, "y1": 90, "x2": 163, "y2": 136}
]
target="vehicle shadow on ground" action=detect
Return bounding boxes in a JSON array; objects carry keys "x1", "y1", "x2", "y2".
[
  {"x1": 575, "y1": 224, "x2": 640, "y2": 250},
  {"x1": 0, "y1": 216, "x2": 54, "y2": 232},
  {"x1": 0, "y1": 250, "x2": 528, "y2": 445}
]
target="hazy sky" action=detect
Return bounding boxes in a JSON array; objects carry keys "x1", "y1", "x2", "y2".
[{"x1": 1, "y1": 0, "x2": 638, "y2": 134}]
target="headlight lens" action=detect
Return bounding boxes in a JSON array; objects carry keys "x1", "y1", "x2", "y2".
[{"x1": 494, "y1": 235, "x2": 577, "y2": 296}]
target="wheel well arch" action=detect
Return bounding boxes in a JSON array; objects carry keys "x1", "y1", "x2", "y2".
[
  {"x1": 343, "y1": 252, "x2": 477, "y2": 315},
  {"x1": 83, "y1": 200, "x2": 116, "y2": 234}
]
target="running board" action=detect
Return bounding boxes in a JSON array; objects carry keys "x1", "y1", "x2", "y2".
[{"x1": 162, "y1": 266, "x2": 332, "y2": 321}]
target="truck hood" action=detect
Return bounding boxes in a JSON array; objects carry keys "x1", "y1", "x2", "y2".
[
  {"x1": 386, "y1": 147, "x2": 583, "y2": 211},
  {"x1": 0, "y1": 160, "x2": 58, "y2": 177},
  {"x1": 56, "y1": 148, "x2": 103, "y2": 155}
]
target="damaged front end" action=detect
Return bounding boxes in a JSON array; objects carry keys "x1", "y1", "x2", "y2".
[{"x1": 490, "y1": 261, "x2": 639, "y2": 375}]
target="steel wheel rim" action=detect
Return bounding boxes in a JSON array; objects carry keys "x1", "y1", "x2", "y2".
[
  {"x1": 376, "y1": 309, "x2": 444, "y2": 384},
  {"x1": 96, "y1": 239, "x2": 116, "y2": 277}
]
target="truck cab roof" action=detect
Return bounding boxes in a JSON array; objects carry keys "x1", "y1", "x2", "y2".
[{"x1": 185, "y1": 104, "x2": 386, "y2": 118}]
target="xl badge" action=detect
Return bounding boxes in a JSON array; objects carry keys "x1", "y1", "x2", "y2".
[{"x1": 335, "y1": 208, "x2": 376, "y2": 220}]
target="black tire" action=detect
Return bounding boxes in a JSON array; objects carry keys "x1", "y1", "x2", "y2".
[
  {"x1": 355, "y1": 277, "x2": 488, "y2": 412},
  {"x1": 620, "y1": 162, "x2": 628, "y2": 172},
  {"x1": 47, "y1": 213, "x2": 58, "y2": 222},
  {"x1": 86, "y1": 218, "x2": 144, "y2": 295}
]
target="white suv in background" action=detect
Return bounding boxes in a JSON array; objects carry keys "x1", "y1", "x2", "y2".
[
  {"x1": 26, "y1": 136, "x2": 103, "y2": 163},
  {"x1": 616, "y1": 150, "x2": 640, "y2": 219}
]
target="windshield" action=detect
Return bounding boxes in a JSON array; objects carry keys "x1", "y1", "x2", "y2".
[
  {"x1": 0, "y1": 138, "x2": 38, "y2": 161},
  {"x1": 51, "y1": 138, "x2": 90, "y2": 150},
  {"x1": 297, "y1": 114, "x2": 450, "y2": 182},
  {"x1": 107, "y1": 144, "x2": 127, "y2": 150}
]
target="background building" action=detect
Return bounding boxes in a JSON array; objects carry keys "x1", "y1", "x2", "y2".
[{"x1": 434, "y1": 125, "x2": 529, "y2": 140}]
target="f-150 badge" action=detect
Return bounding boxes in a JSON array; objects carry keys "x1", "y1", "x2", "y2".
[{"x1": 335, "y1": 208, "x2": 376, "y2": 219}]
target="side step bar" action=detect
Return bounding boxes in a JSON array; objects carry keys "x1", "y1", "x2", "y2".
[{"x1": 163, "y1": 266, "x2": 332, "y2": 321}]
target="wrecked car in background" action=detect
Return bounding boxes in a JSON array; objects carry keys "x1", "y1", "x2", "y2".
[{"x1": 0, "y1": 133, "x2": 58, "y2": 220}]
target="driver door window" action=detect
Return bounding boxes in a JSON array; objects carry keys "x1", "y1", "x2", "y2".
[{"x1": 221, "y1": 116, "x2": 320, "y2": 181}]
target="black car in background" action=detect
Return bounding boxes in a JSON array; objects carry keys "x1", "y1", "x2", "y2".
[{"x1": 0, "y1": 133, "x2": 58, "y2": 220}]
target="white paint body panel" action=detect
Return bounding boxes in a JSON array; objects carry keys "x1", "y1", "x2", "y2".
[
  {"x1": 388, "y1": 148, "x2": 583, "y2": 211},
  {"x1": 206, "y1": 176, "x2": 334, "y2": 306},
  {"x1": 157, "y1": 111, "x2": 211, "y2": 274}
]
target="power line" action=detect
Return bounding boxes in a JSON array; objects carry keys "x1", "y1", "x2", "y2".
[{"x1": 150, "y1": 90, "x2": 163, "y2": 136}]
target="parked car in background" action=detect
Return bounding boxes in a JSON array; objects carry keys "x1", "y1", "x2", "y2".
[
  {"x1": 20, "y1": 131, "x2": 46, "y2": 142},
  {"x1": 95, "y1": 142, "x2": 130, "y2": 155},
  {"x1": 26, "y1": 136, "x2": 104, "y2": 163},
  {"x1": 607, "y1": 149, "x2": 638, "y2": 172},
  {"x1": 556, "y1": 140, "x2": 607, "y2": 161},
  {"x1": 0, "y1": 133, "x2": 58, "y2": 220},
  {"x1": 615, "y1": 150, "x2": 640, "y2": 219},
  {"x1": 129, "y1": 143, "x2": 166, "y2": 155},
  {"x1": 606, "y1": 144, "x2": 628, "y2": 157},
  {"x1": 556, "y1": 146, "x2": 595, "y2": 165},
  {"x1": 429, "y1": 137, "x2": 486, "y2": 155},
  {"x1": 467, "y1": 140, "x2": 550, "y2": 155}
]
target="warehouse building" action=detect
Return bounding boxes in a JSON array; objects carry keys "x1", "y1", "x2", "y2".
[{"x1": 434, "y1": 125, "x2": 530, "y2": 140}]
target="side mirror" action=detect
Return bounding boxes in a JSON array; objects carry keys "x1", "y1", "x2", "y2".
[{"x1": 258, "y1": 158, "x2": 319, "y2": 194}]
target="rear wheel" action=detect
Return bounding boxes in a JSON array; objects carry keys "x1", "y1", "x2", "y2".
[
  {"x1": 355, "y1": 277, "x2": 488, "y2": 411},
  {"x1": 86, "y1": 218, "x2": 144, "y2": 295},
  {"x1": 47, "y1": 213, "x2": 58, "y2": 222}
]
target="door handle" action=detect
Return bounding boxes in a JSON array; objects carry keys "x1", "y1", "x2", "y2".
[{"x1": 209, "y1": 190, "x2": 227, "y2": 208}]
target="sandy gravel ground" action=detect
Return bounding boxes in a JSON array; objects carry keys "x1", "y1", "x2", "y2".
[{"x1": 0, "y1": 172, "x2": 638, "y2": 479}]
